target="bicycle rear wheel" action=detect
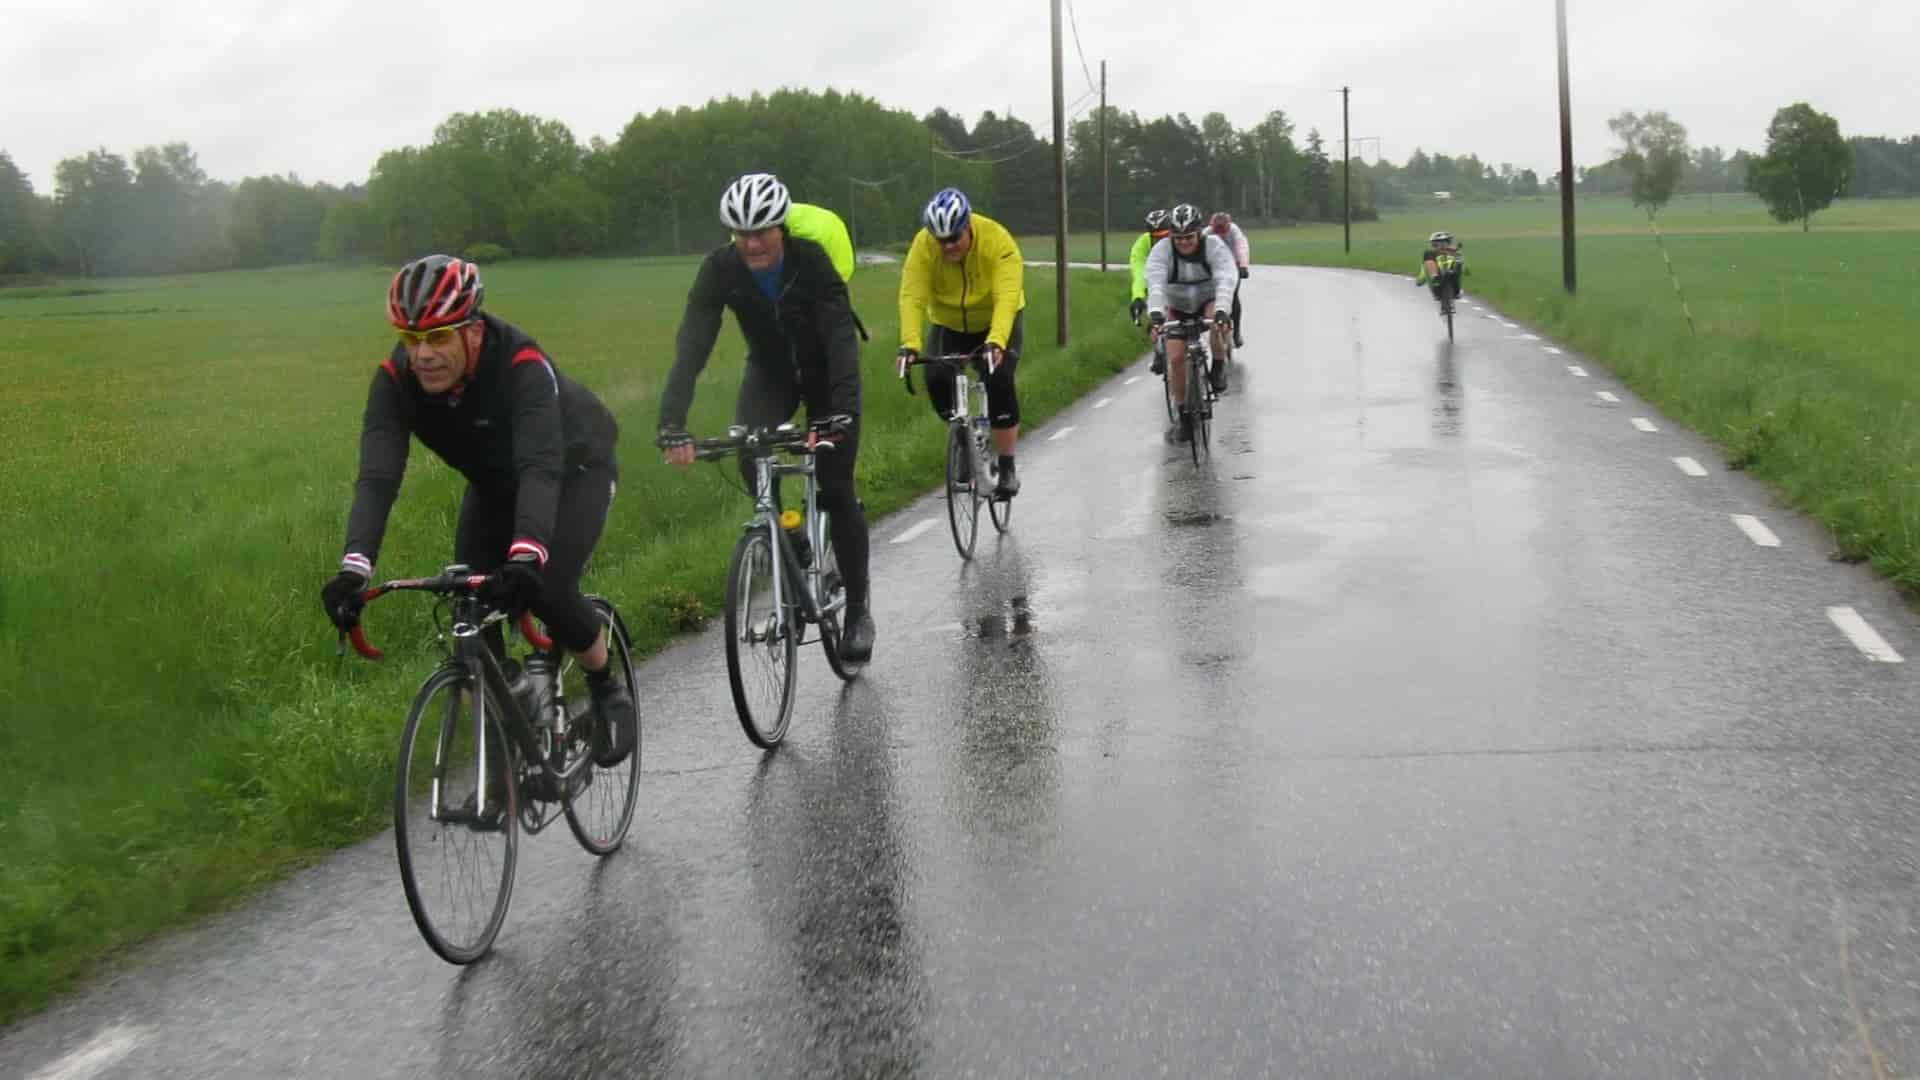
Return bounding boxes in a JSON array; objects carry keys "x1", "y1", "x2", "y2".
[
  {"x1": 816, "y1": 513, "x2": 864, "y2": 682},
  {"x1": 725, "y1": 527, "x2": 797, "y2": 748},
  {"x1": 945, "y1": 423, "x2": 980, "y2": 560},
  {"x1": 394, "y1": 667, "x2": 517, "y2": 965},
  {"x1": 560, "y1": 599, "x2": 641, "y2": 855}
]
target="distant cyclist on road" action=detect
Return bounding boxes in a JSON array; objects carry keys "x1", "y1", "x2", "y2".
[
  {"x1": 1417, "y1": 231, "x2": 1468, "y2": 310},
  {"x1": 321, "y1": 254, "x2": 636, "y2": 766},
  {"x1": 1209, "y1": 211, "x2": 1251, "y2": 348},
  {"x1": 656, "y1": 172, "x2": 876, "y2": 664},
  {"x1": 895, "y1": 186, "x2": 1028, "y2": 499},
  {"x1": 1130, "y1": 208, "x2": 1172, "y2": 372},
  {"x1": 1145, "y1": 203, "x2": 1238, "y2": 444}
]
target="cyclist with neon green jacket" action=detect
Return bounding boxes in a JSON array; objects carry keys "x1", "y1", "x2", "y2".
[
  {"x1": 1417, "y1": 231, "x2": 1468, "y2": 307},
  {"x1": 1128, "y1": 208, "x2": 1171, "y2": 321}
]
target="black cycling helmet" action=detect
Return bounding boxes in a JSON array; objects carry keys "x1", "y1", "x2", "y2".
[
  {"x1": 387, "y1": 254, "x2": 483, "y2": 331},
  {"x1": 1167, "y1": 204, "x2": 1204, "y2": 237},
  {"x1": 1145, "y1": 208, "x2": 1170, "y2": 230}
]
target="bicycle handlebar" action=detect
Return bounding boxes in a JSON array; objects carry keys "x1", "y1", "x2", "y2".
[
  {"x1": 344, "y1": 570, "x2": 552, "y2": 660},
  {"x1": 688, "y1": 424, "x2": 817, "y2": 463},
  {"x1": 899, "y1": 352, "x2": 989, "y2": 396}
]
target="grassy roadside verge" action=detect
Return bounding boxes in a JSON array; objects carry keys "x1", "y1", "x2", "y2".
[{"x1": 0, "y1": 259, "x2": 1138, "y2": 1023}]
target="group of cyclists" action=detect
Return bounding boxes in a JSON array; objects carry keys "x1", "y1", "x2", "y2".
[
  {"x1": 319, "y1": 173, "x2": 1030, "y2": 739},
  {"x1": 1127, "y1": 204, "x2": 1253, "y2": 445},
  {"x1": 316, "y1": 161, "x2": 1472, "y2": 747}
]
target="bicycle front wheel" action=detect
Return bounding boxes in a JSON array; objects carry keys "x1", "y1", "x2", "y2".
[
  {"x1": 394, "y1": 667, "x2": 518, "y2": 965},
  {"x1": 726, "y1": 527, "x2": 797, "y2": 748},
  {"x1": 945, "y1": 424, "x2": 980, "y2": 560},
  {"x1": 560, "y1": 598, "x2": 641, "y2": 855},
  {"x1": 1188, "y1": 350, "x2": 1211, "y2": 462}
]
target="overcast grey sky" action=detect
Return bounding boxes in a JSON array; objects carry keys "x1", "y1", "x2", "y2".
[{"x1": 5, "y1": 0, "x2": 1914, "y2": 193}]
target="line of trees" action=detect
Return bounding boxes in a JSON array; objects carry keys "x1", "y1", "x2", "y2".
[{"x1": 3, "y1": 89, "x2": 1908, "y2": 280}]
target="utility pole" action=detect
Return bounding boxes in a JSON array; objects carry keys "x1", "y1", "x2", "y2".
[
  {"x1": 1050, "y1": 0, "x2": 1069, "y2": 345},
  {"x1": 1342, "y1": 86, "x2": 1351, "y2": 253},
  {"x1": 1556, "y1": 0, "x2": 1577, "y2": 294},
  {"x1": 1099, "y1": 60, "x2": 1108, "y2": 272}
]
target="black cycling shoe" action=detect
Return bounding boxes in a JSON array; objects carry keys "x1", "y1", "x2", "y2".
[
  {"x1": 1210, "y1": 364, "x2": 1229, "y2": 395},
  {"x1": 587, "y1": 666, "x2": 636, "y2": 768},
  {"x1": 840, "y1": 605, "x2": 876, "y2": 663},
  {"x1": 1165, "y1": 412, "x2": 1194, "y2": 445},
  {"x1": 1233, "y1": 330, "x2": 1245, "y2": 349},
  {"x1": 1149, "y1": 352, "x2": 1166, "y2": 376},
  {"x1": 994, "y1": 460, "x2": 1020, "y2": 499}
]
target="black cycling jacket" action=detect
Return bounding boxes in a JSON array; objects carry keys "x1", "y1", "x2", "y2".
[
  {"x1": 342, "y1": 312, "x2": 618, "y2": 573},
  {"x1": 658, "y1": 235, "x2": 861, "y2": 431}
]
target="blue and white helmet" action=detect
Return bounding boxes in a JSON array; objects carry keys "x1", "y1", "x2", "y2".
[
  {"x1": 719, "y1": 172, "x2": 790, "y2": 231},
  {"x1": 923, "y1": 187, "x2": 972, "y2": 240}
]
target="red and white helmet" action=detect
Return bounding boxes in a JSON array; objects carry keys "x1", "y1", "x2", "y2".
[
  {"x1": 387, "y1": 255, "x2": 483, "y2": 330},
  {"x1": 719, "y1": 173, "x2": 791, "y2": 231}
]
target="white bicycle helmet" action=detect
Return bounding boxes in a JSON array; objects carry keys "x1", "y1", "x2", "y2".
[
  {"x1": 923, "y1": 187, "x2": 972, "y2": 240},
  {"x1": 1429, "y1": 231, "x2": 1454, "y2": 244},
  {"x1": 1167, "y1": 203, "x2": 1204, "y2": 236},
  {"x1": 719, "y1": 173, "x2": 791, "y2": 231}
]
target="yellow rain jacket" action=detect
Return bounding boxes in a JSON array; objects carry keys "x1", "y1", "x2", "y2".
[{"x1": 897, "y1": 213, "x2": 1026, "y2": 352}]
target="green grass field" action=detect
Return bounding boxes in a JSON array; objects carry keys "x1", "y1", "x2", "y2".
[
  {"x1": 0, "y1": 257, "x2": 1138, "y2": 1021},
  {"x1": 1035, "y1": 194, "x2": 1920, "y2": 591}
]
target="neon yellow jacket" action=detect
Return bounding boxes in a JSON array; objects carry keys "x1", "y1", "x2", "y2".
[
  {"x1": 897, "y1": 213, "x2": 1026, "y2": 352},
  {"x1": 786, "y1": 203, "x2": 854, "y2": 282},
  {"x1": 1129, "y1": 230, "x2": 1170, "y2": 301}
]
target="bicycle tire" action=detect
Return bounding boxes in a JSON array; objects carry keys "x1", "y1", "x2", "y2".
[
  {"x1": 945, "y1": 423, "x2": 980, "y2": 560},
  {"x1": 983, "y1": 427, "x2": 1012, "y2": 533},
  {"x1": 1187, "y1": 347, "x2": 1208, "y2": 464},
  {"x1": 816, "y1": 513, "x2": 864, "y2": 682},
  {"x1": 1158, "y1": 340, "x2": 1176, "y2": 424},
  {"x1": 561, "y1": 598, "x2": 641, "y2": 855},
  {"x1": 394, "y1": 666, "x2": 518, "y2": 965},
  {"x1": 1444, "y1": 286, "x2": 1454, "y2": 342},
  {"x1": 725, "y1": 527, "x2": 796, "y2": 748}
]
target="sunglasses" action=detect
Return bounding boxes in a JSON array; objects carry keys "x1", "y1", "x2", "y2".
[
  {"x1": 936, "y1": 233, "x2": 967, "y2": 247},
  {"x1": 396, "y1": 320, "x2": 474, "y2": 347}
]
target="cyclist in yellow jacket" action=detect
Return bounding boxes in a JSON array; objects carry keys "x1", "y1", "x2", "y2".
[{"x1": 895, "y1": 187, "x2": 1028, "y2": 498}]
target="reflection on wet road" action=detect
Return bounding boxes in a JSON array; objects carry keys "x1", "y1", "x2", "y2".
[{"x1": 7, "y1": 268, "x2": 1920, "y2": 1078}]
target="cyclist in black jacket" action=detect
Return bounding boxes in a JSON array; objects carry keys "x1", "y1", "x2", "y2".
[
  {"x1": 320, "y1": 254, "x2": 636, "y2": 766},
  {"x1": 657, "y1": 172, "x2": 875, "y2": 663}
]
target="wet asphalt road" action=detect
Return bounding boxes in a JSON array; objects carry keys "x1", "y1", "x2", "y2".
[{"x1": 9, "y1": 267, "x2": 1920, "y2": 1079}]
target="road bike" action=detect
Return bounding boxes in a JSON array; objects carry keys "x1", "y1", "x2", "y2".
[
  {"x1": 903, "y1": 353, "x2": 1013, "y2": 560},
  {"x1": 346, "y1": 571, "x2": 639, "y2": 963}
]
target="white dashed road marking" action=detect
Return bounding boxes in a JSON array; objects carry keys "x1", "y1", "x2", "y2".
[
  {"x1": 1632, "y1": 418, "x2": 1659, "y2": 432},
  {"x1": 1828, "y1": 606, "x2": 1904, "y2": 663},
  {"x1": 1047, "y1": 426, "x2": 1077, "y2": 442},
  {"x1": 1596, "y1": 391, "x2": 1620, "y2": 403},
  {"x1": 1567, "y1": 365, "x2": 1588, "y2": 377},
  {"x1": 1093, "y1": 398, "x2": 1112, "y2": 410},
  {"x1": 29, "y1": 1025, "x2": 150, "y2": 1080},
  {"x1": 1545, "y1": 347, "x2": 1563, "y2": 355},
  {"x1": 890, "y1": 520, "x2": 936, "y2": 545},
  {"x1": 1673, "y1": 457, "x2": 1708, "y2": 477},
  {"x1": 1731, "y1": 514, "x2": 1781, "y2": 547}
]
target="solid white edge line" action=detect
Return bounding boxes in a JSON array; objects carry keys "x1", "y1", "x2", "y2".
[
  {"x1": 1673, "y1": 456, "x2": 1708, "y2": 476},
  {"x1": 1597, "y1": 391, "x2": 1620, "y2": 402},
  {"x1": 1632, "y1": 417, "x2": 1659, "y2": 432},
  {"x1": 29, "y1": 1025, "x2": 150, "y2": 1080},
  {"x1": 889, "y1": 520, "x2": 936, "y2": 545},
  {"x1": 1047, "y1": 426, "x2": 1077, "y2": 442},
  {"x1": 1093, "y1": 398, "x2": 1112, "y2": 409},
  {"x1": 1567, "y1": 365, "x2": 1588, "y2": 377},
  {"x1": 1827, "y1": 606, "x2": 1905, "y2": 663},
  {"x1": 1731, "y1": 514, "x2": 1781, "y2": 547}
]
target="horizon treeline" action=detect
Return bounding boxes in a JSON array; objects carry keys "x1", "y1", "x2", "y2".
[{"x1": 3, "y1": 87, "x2": 1914, "y2": 279}]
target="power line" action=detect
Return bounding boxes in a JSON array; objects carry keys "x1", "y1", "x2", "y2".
[{"x1": 1065, "y1": 0, "x2": 1097, "y2": 96}]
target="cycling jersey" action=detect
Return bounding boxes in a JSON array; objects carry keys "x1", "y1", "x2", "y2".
[
  {"x1": 897, "y1": 212, "x2": 1026, "y2": 352},
  {"x1": 660, "y1": 235, "x2": 860, "y2": 431},
  {"x1": 1130, "y1": 229, "x2": 1171, "y2": 301},
  {"x1": 786, "y1": 202, "x2": 855, "y2": 282},
  {"x1": 1214, "y1": 223, "x2": 1251, "y2": 268},
  {"x1": 1145, "y1": 234, "x2": 1238, "y2": 318},
  {"x1": 344, "y1": 312, "x2": 618, "y2": 575}
]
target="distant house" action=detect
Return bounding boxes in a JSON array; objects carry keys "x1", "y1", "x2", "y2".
[{"x1": 1432, "y1": 191, "x2": 1453, "y2": 201}]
